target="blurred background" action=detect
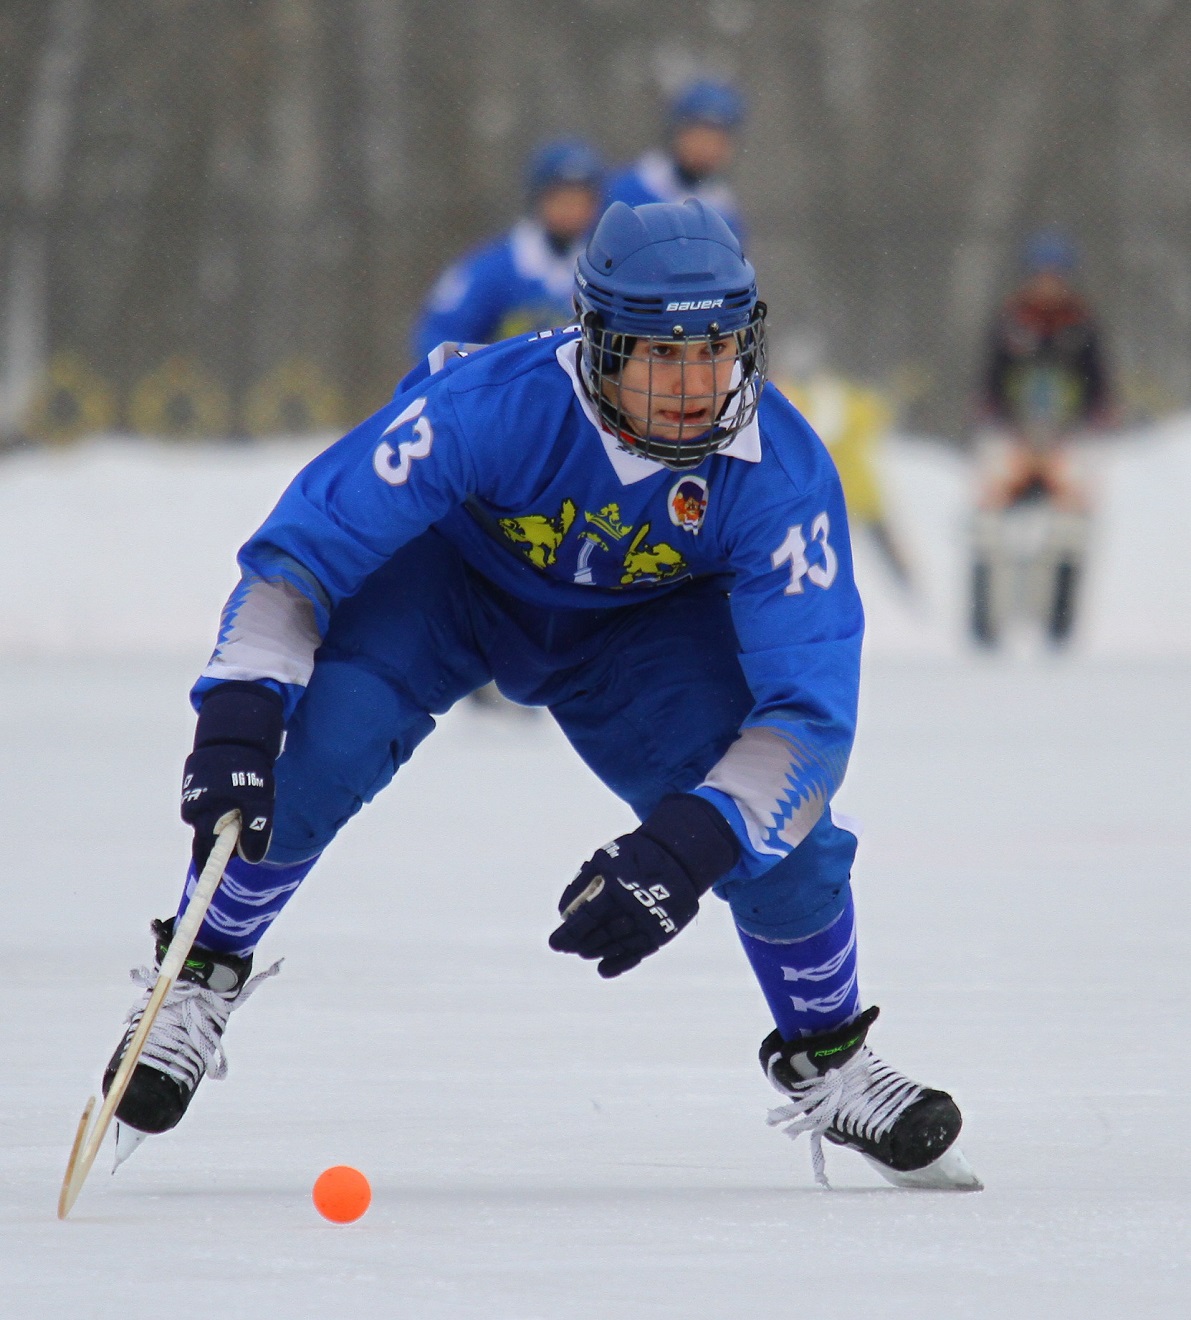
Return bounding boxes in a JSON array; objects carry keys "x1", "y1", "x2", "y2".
[
  {"x1": 2, "y1": 0, "x2": 1190, "y2": 445},
  {"x1": 2, "y1": 0, "x2": 1191, "y2": 658}
]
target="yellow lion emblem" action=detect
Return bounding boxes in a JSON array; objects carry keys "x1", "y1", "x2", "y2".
[
  {"x1": 620, "y1": 524, "x2": 686, "y2": 585},
  {"x1": 499, "y1": 499, "x2": 577, "y2": 569}
]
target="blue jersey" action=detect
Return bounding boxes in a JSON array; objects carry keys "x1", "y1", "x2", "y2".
[
  {"x1": 604, "y1": 150, "x2": 746, "y2": 243},
  {"x1": 197, "y1": 329, "x2": 863, "y2": 877},
  {"x1": 412, "y1": 220, "x2": 582, "y2": 362}
]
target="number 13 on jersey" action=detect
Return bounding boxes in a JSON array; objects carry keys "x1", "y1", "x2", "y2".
[{"x1": 771, "y1": 513, "x2": 839, "y2": 594}]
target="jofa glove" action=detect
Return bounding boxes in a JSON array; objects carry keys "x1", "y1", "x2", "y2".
[
  {"x1": 180, "y1": 681, "x2": 284, "y2": 868},
  {"x1": 549, "y1": 794, "x2": 739, "y2": 978}
]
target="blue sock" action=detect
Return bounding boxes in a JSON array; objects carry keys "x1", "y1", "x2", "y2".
[
  {"x1": 176, "y1": 853, "x2": 319, "y2": 956},
  {"x1": 736, "y1": 893, "x2": 861, "y2": 1041}
]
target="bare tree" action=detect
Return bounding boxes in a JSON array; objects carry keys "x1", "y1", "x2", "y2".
[{"x1": 2, "y1": 0, "x2": 1188, "y2": 441}]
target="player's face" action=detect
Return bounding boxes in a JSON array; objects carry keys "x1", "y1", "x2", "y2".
[
  {"x1": 672, "y1": 123, "x2": 735, "y2": 179},
  {"x1": 1023, "y1": 269, "x2": 1072, "y2": 305},
  {"x1": 536, "y1": 184, "x2": 600, "y2": 246},
  {"x1": 605, "y1": 336, "x2": 739, "y2": 444}
]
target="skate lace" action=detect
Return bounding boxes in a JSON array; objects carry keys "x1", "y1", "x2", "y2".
[
  {"x1": 121, "y1": 958, "x2": 282, "y2": 1091},
  {"x1": 765, "y1": 1046, "x2": 923, "y2": 1189}
]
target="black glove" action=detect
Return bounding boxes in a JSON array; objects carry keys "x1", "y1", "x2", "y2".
[
  {"x1": 180, "y1": 681, "x2": 284, "y2": 869},
  {"x1": 549, "y1": 794, "x2": 740, "y2": 978}
]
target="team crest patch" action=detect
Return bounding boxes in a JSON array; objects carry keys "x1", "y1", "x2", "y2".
[{"x1": 667, "y1": 476, "x2": 709, "y2": 534}]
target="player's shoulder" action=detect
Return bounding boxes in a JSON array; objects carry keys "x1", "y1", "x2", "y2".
[
  {"x1": 445, "y1": 326, "x2": 579, "y2": 392},
  {"x1": 383, "y1": 331, "x2": 580, "y2": 470},
  {"x1": 420, "y1": 233, "x2": 516, "y2": 319},
  {"x1": 753, "y1": 382, "x2": 839, "y2": 495},
  {"x1": 396, "y1": 328, "x2": 579, "y2": 426}
]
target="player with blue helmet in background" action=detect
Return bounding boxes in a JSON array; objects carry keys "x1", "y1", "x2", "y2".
[
  {"x1": 412, "y1": 138, "x2": 603, "y2": 361},
  {"x1": 1020, "y1": 227, "x2": 1078, "y2": 275},
  {"x1": 605, "y1": 79, "x2": 747, "y2": 240},
  {"x1": 96, "y1": 199, "x2": 979, "y2": 1194}
]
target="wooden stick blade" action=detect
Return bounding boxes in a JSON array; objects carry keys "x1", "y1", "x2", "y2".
[
  {"x1": 56, "y1": 815, "x2": 241, "y2": 1219},
  {"x1": 57, "y1": 1095, "x2": 96, "y2": 1220}
]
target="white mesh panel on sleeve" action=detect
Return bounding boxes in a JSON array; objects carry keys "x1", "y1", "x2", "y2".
[
  {"x1": 700, "y1": 724, "x2": 842, "y2": 858},
  {"x1": 201, "y1": 576, "x2": 322, "y2": 689}
]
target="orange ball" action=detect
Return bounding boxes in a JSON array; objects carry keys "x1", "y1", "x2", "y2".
[{"x1": 312, "y1": 1165, "x2": 372, "y2": 1223}]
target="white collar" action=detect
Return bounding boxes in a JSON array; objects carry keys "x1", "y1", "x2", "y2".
[
  {"x1": 634, "y1": 150, "x2": 739, "y2": 218},
  {"x1": 508, "y1": 219, "x2": 583, "y2": 299},
  {"x1": 554, "y1": 338, "x2": 761, "y2": 486}
]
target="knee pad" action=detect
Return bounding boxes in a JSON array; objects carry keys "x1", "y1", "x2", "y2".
[{"x1": 716, "y1": 808, "x2": 859, "y2": 941}]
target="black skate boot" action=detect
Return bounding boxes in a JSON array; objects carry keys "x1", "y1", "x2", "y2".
[
  {"x1": 103, "y1": 918, "x2": 280, "y2": 1155},
  {"x1": 760, "y1": 1006, "x2": 982, "y2": 1190}
]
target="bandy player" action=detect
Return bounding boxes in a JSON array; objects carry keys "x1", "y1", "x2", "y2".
[{"x1": 101, "y1": 199, "x2": 980, "y2": 1191}]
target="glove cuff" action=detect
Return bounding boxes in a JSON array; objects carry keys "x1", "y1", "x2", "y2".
[
  {"x1": 640, "y1": 793, "x2": 740, "y2": 897},
  {"x1": 194, "y1": 681, "x2": 284, "y2": 757}
]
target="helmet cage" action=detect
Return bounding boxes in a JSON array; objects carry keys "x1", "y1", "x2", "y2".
[{"x1": 578, "y1": 303, "x2": 768, "y2": 470}]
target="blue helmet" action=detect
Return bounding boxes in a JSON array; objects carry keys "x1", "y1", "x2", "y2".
[
  {"x1": 669, "y1": 79, "x2": 746, "y2": 131},
  {"x1": 526, "y1": 138, "x2": 603, "y2": 198},
  {"x1": 573, "y1": 199, "x2": 767, "y2": 470},
  {"x1": 1022, "y1": 227, "x2": 1078, "y2": 274}
]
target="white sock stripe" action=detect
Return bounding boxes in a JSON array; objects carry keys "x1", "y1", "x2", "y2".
[
  {"x1": 787, "y1": 969, "x2": 859, "y2": 1016},
  {"x1": 200, "y1": 907, "x2": 280, "y2": 939},
  {"x1": 779, "y1": 919, "x2": 857, "y2": 983},
  {"x1": 215, "y1": 874, "x2": 305, "y2": 907}
]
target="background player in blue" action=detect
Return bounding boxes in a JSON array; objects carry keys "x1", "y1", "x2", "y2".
[
  {"x1": 412, "y1": 139, "x2": 603, "y2": 362},
  {"x1": 604, "y1": 79, "x2": 747, "y2": 241},
  {"x1": 101, "y1": 200, "x2": 980, "y2": 1191}
]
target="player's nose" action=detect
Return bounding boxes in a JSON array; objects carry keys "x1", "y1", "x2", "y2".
[{"x1": 679, "y1": 357, "x2": 718, "y2": 398}]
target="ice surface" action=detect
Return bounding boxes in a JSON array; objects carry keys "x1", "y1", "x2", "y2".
[{"x1": 1, "y1": 429, "x2": 1189, "y2": 1316}]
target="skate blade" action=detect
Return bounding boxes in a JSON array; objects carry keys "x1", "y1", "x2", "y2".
[
  {"x1": 864, "y1": 1143, "x2": 984, "y2": 1191},
  {"x1": 112, "y1": 1122, "x2": 150, "y2": 1173}
]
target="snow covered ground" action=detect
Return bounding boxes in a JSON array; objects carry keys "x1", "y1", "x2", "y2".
[{"x1": 1, "y1": 425, "x2": 1189, "y2": 1317}]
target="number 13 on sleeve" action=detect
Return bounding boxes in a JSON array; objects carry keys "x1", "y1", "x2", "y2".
[{"x1": 771, "y1": 512, "x2": 839, "y2": 595}]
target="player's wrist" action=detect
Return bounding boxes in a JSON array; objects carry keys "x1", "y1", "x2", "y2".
[
  {"x1": 193, "y1": 681, "x2": 284, "y2": 758},
  {"x1": 639, "y1": 793, "x2": 740, "y2": 896}
]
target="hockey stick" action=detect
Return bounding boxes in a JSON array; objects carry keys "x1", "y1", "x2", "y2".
[{"x1": 57, "y1": 812, "x2": 241, "y2": 1220}]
